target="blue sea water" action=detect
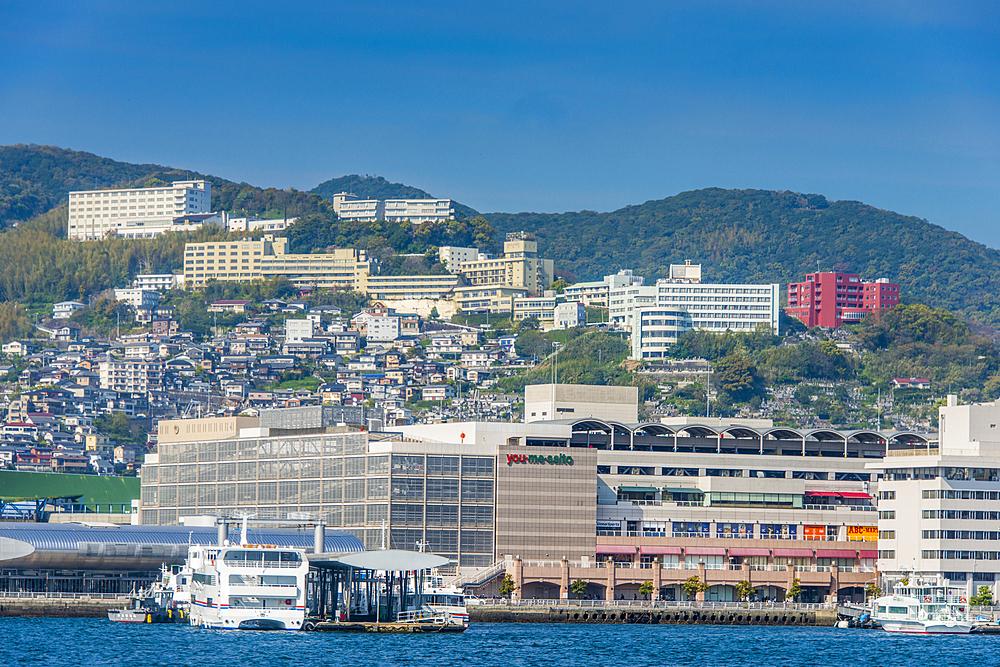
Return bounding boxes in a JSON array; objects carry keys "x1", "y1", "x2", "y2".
[{"x1": 2, "y1": 619, "x2": 997, "y2": 667}]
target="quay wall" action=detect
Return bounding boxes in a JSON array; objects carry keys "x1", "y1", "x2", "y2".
[
  {"x1": 471, "y1": 604, "x2": 838, "y2": 627},
  {"x1": 0, "y1": 596, "x2": 123, "y2": 618}
]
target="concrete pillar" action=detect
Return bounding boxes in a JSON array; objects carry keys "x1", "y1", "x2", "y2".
[
  {"x1": 313, "y1": 522, "x2": 325, "y2": 554},
  {"x1": 652, "y1": 557, "x2": 662, "y2": 600},
  {"x1": 512, "y1": 557, "x2": 523, "y2": 602},
  {"x1": 697, "y1": 561, "x2": 707, "y2": 601},
  {"x1": 786, "y1": 563, "x2": 795, "y2": 600},
  {"x1": 606, "y1": 558, "x2": 616, "y2": 601},
  {"x1": 742, "y1": 560, "x2": 751, "y2": 589},
  {"x1": 830, "y1": 565, "x2": 839, "y2": 601},
  {"x1": 560, "y1": 557, "x2": 570, "y2": 599}
]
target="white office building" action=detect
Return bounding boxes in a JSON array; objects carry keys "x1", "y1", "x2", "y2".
[
  {"x1": 68, "y1": 180, "x2": 215, "y2": 241},
  {"x1": 553, "y1": 302, "x2": 586, "y2": 330},
  {"x1": 871, "y1": 396, "x2": 1000, "y2": 597},
  {"x1": 564, "y1": 269, "x2": 644, "y2": 307},
  {"x1": 285, "y1": 319, "x2": 315, "y2": 344}
]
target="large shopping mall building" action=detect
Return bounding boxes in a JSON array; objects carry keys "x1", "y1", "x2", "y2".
[{"x1": 132, "y1": 384, "x2": 945, "y2": 602}]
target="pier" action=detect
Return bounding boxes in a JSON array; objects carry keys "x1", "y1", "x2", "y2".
[{"x1": 469, "y1": 600, "x2": 839, "y2": 626}]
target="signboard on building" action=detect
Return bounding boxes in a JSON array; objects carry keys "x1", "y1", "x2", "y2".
[
  {"x1": 847, "y1": 525, "x2": 877, "y2": 541},
  {"x1": 597, "y1": 520, "x2": 622, "y2": 529},
  {"x1": 803, "y1": 525, "x2": 826, "y2": 540}
]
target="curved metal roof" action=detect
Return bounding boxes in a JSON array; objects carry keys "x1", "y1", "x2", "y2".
[
  {"x1": 555, "y1": 417, "x2": 934, "y2": 445},
  {"x1": 0, "y1": 523, "x2": 364, "y2": 557}
]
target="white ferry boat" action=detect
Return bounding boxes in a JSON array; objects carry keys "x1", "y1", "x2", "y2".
[
  {"x1": 186, "y1": 517, "x2": 309, "y2": 631},
  {"x1": 417, "y1": 570, "x2": 469, "y2": 626},
  {"x1": 873, "y1": 575, "x2": 974, "y2": 634}
]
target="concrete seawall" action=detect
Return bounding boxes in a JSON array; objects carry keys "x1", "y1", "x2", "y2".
[
  {"x1": 471, "y1": 604, "x2": 838, "y2": 626},
  {"x1": 0, "y1": 597, "x2": 123, "y2": 618}
]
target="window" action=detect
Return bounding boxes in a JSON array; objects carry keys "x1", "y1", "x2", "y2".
[{"x1": 879, "y1": 511, "x2": 895, "y2": 519}]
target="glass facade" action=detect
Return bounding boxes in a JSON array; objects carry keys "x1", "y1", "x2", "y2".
[{"x1": 140, "y1": 432, "x2": 495, "y2": 570}]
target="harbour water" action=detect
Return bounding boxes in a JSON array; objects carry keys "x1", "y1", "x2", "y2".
[{"x1": 2, "y1": 618, "x2": 996, "y2": 666}]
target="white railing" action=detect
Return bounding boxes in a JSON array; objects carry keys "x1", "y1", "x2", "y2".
[
  {"x1": 451, "y1": 560, "x2": 507, "y2": 588},
  {"x1": 749, "y1": 565, "x2": 786, "y2": 572},
  {"x1": 849, "y1": 505, "x2": 877, "y2": 511},
  {"x1": 794, "y1": 565, "x2": 832, "y2": 572}
]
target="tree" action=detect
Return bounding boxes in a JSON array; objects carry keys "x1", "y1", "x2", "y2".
[
  {"x1": 682, "y1": 575, "x2": 709, "y2": 600},
  {"x1": 714, "y1": 354, "x2": 765, "y2": 403},
  {"x1": 970, "y1": 585, "x2": 993, "y2": 606},
  {"x1": 785, "y1": 578, "x2": 801, "y2": 602},
  {"x1": 865, "y1": 582, "x2": 882, "y2": 600},
  {"x1": 498, "y1": 574, "x2": 518, "y2": 599},
  {"x1": 735, "y1": 580, "x2": 755, "y2": 602},
  {"x1": 571, "y1": 579, "x2": 589, "y2": 599},
  {"x1": 549, "y1": 279, "x2": 569, "y2": 294},
  {"x1": 517, "y1": 315, "x2": 540, "y2": 331},
  {"x1": 639, "y1": 580, "x2": 654, "y2": 600}
]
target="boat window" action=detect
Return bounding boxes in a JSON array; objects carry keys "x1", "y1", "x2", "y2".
[
  {"x1": 888, "y1": 606, "x2": 907, "y2": 614},
  {"x1": 877, "y1": 606, "x2": 886, "y2": 613},
  {"x1": 280, "y1": 552, "x2": 302, "y2": 563}
]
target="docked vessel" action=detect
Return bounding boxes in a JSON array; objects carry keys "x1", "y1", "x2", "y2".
[
  {"x1": 108, "y1": 565, "x2": 189, "y2": 624},
  {"x1": 873, "y1": 575, "x2": 974, "y2": 634},
  {"x1": 415, "y1": 570, "x2": 469, "y2": 626},
  {"x1": 186, "y1": 517, "x2": 309, "y2": 631}
]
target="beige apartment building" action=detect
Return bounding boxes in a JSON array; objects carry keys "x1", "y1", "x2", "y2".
[
  {"x1": 68, "y1": 180, "x2": 215, "y2": 241},
  {"x1": 455, "y1": 232, "x2": 554, "y2": 296},
  {"x1": 183, "y1": 236, "x2": 370, "y2": 291}
]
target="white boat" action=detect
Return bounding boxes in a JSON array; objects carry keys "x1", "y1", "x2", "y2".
[
  {"x1": 186, "y1": 516, "x2": 309, "y2": 631},
  {"x1": 414, "y1": 571, "x2": 469, "y2": 626},
  {"x1": 873, "y1": 575, "x2": 974, "y2": 634}
]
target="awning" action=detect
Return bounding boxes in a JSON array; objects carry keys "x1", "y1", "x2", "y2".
[
  {"x1": 804, "y1": 491, "x2": 841, "y2": 497},
  {"x1": 817, "y1": 549, "x2": 857, "y2": 559},
  {"x1": 684, "y1": 547, "x2": 727, "y2": 556},
  {"x1": 596, "y1": 545, "x2": 637, "y2": 555},
  {"x1": 618, "y1": 486, "x2": 658, "y2": 493},
  {"x1": 663, "y1": 487, "x2": 703, "y2": 494},
  {"x1": 728, "y1": 547, "x2": 770, "y2": 557},
  {"x1": 838, "y1": 492, "x2": 872, "y2": 499},
  {"x1": 640, "y1": 546, "x2": 682, "y2": 556},
  {"x1": 859, "y1": 550, "x2": 878, "y2": 559},
  {"x1": 774, "y1": 548, "x2": 814, "y2": 558}
]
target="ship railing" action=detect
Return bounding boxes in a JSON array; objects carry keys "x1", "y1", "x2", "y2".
[{"x1": 222, "y1": 559, "x2": 301, "y2": 568}]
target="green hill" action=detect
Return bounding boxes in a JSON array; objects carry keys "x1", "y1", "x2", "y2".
[
  {"x1": 310, "y1": 174, "x2": 478, "y2": 218},
  {"x1": 0, "y1": 144, "x2": 331, "y2": 228},
  {"x1": 484, "y1": 188, "x2": 1000, "y2": 330}
]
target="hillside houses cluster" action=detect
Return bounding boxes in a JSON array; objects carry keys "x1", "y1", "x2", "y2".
[{"x1": 1, "y1": 295, "x2": 532, "y2": 475}]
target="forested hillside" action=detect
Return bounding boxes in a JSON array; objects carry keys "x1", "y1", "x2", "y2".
[
  {"x1": 485, "y1": 188, "x2": 1000, "y2": 329},
  {"x1": 0, "y1": 144, "x2": 331, "y2": 227},
  {"x1": 310, "y1": 174, "x2": 478, "y2": 218}
]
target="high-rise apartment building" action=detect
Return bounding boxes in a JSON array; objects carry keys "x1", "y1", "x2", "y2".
[
  {"x1": 786, "y1": 272, "x2": 899, "y2": 328},
  {"x1": 68, "y1": 181, "x2": 214, "y2": 241}
]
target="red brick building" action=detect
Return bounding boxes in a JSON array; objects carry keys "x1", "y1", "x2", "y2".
[{"x1": 786, "y1": 272, "x2": 899, "y2": 328}]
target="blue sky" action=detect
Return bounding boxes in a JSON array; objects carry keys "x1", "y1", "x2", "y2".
[{"x1": 2, "y1": 1, "x2": 998, "y2": 246}]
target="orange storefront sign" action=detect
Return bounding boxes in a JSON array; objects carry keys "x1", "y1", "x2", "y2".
[
  {"x1": 804, "y1": 525, "x2": 825, "y2": 540},
  {"x1": 847, "y1": 525, "x2": 877, "y2": 541}
]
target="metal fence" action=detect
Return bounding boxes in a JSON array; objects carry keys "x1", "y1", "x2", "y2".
[
  {"x1": 0, "y1": 592, "x2": 127, "y2": 601},
  {"x1": 468, "y1": 599, "x2": 836, "y2": 611}
]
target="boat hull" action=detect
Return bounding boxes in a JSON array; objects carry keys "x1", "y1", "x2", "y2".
[{"x1": 881, "y1": 620, "x2": 973, "y2": 634}]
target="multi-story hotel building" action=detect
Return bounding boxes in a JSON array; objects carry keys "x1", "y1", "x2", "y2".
[
  {"x1": 68, "y1": 181, "x2": 215, "y2": 241},
  {"x1": 331, "y1": 192, "x2": 455, "y2": 224},
  {"x1": 787, "y1": 272, "x2": 900, "y2": 328},
  {"x1": 870, "y1": 396, "x2": 1000, "y2": 598},
  {"x1": 453, "y1": 286, "x2": 529, "y2": 314},
  {"x1": 610, "y1": 263, "x2": 779, "y2": 358},
  {"x1": 99, "y1": 359, "x2": 164, "y2": 393},
  {"x1": 362, "y1": 274, "x2": 461, "y2": 301},
  {"x1": 138, "y1": 386, "x2": 934, "y2": 602},
  {"x1": 182, "y1": 236, "x2": 370, "y2": 291},
  {"x1": 564, "y1": 269, "x2": 644, "y2": 307}
]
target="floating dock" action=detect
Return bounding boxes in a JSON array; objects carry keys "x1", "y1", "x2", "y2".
[{"x1": 307, "y1": 620, "x2": 466, "y2": 633}]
